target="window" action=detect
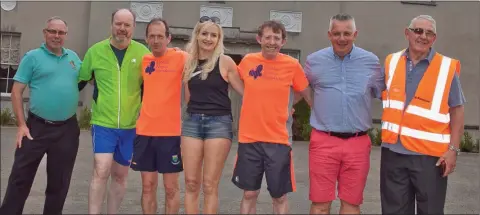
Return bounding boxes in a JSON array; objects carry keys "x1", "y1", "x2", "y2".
[
  {"x1": 281, "y1": 49, "x2": 300, "y2": 60},
  {"x1": 1, "y1": 32, "x2": 21, "y2": 96}
]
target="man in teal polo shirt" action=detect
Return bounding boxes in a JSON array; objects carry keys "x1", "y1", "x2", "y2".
[
  {"x1": 78, "y1": 8, "x2": 150, "y2": 214},
  {"x1": 0, "y1": 17, "x2": 81, "y2": 215}
]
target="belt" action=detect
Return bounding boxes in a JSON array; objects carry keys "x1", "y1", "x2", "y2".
[
  {"x1": 28, "y1": 112, "x2": 75, "y2": 125},
  {"x1": 321, "y1": 130, "x2": 368, "y2": 139}
]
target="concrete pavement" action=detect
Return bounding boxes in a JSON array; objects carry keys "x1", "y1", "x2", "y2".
[{"x1": 1, "y1": 127, "x2": 479, "y2": 214}]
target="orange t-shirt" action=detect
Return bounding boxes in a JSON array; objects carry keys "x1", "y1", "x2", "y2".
[
  {"x1": 237, "y1": 52, "x2": 309, "y2": 145},
  {"x1": 136, "y1": 48, "x2": 187, "y2": 136}
]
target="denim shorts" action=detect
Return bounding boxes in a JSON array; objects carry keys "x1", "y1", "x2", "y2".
[{"x1": 181, "y1": 113, "x2": 233, "y2": 140}]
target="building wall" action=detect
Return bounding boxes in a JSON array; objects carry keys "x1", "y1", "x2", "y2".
[{"x1": 1, "y1": 1, "x2": 478, "y2": 137}]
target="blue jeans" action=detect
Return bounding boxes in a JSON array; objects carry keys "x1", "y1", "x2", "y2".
[{"x1": 181, "y1": 113, "x2": 233, "y2": 140}]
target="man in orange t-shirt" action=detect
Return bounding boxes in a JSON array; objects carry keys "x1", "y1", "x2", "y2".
[
  {"x1": 129, "y1": 18, "x2": 186, "y2": 214},
  {"x1": 231, "y1": 20, "x2": 312, "y2": 214}
]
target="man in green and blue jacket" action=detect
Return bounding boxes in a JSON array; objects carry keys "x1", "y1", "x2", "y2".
[{"x1": 78, "y1": 8, "x2": 150, "y2": 214}]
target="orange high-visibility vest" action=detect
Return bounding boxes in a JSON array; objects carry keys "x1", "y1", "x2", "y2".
[{"x1": 381, "y1": 49, "x2": 461, "y2": 157}]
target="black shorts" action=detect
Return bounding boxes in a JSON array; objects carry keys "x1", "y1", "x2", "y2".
[
  {"x1": 130, "y1": 135, "x2": 183, "y2": 173},
  {"x1": 231, "y1": 142, "x2": 296, "y2": 198}
]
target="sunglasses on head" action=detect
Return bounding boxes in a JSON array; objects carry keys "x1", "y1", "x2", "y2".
[
  {"x1": 408, "y1": 28, "x2": 436, "y2": 37},
  {"x1": 199, "y1": 16, "x2": 220, "y2": 24}
]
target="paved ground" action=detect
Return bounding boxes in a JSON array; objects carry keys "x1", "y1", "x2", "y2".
[{"x1": 1, "y1": 127, "x2": 479, "y2": 214}]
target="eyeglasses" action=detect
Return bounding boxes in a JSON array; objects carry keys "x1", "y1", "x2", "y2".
[
  {"x1": 44, "y1": 29, "x2": 67, "y2": 36},
  {"x1": 408, "y1": 28, "x2": 435, "y2": 38},
  {"x1": 199, "y1": 16, "x2": 220, "y2": 24}
]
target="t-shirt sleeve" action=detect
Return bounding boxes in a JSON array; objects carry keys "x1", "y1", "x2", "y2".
[
  {"x1": 292, "y1": 61, "x2": 309, "y2": 92},
  {"x1": 448, "y1": 73, "x2": 466, "y2": 108},
  {"x1": 13, "y1": 52, "x2": 35, "y2": 84}
]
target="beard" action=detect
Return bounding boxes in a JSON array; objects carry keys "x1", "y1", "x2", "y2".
[{"x1": 112, "y1": 32, "x2": 130, "y2": 43}]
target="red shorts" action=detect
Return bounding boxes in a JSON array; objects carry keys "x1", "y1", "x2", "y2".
[{"x1": 309, "y1": 128, "x2": 371, "y2": 205}]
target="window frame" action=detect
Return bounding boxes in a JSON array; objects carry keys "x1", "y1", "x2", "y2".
[{"x1": 1, "y1": 31, "x2": 21, "y2": 97}]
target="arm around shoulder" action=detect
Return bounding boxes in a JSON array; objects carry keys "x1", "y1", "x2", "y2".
[
  {"x1": 223, "y1": 55, "x2": 244, "y2": 96},
  {"x1": 372, "y1": 56, "x2": 386, "y2": 100},
  {"x1": 292, "y1": 61, "x2": 312, "y2": 106},
  {"x1": 78, "y1": 48, "x2": 94, "y2": 81}
]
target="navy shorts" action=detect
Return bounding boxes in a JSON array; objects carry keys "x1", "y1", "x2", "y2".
[
  {"x1": 91, "y1": 124, "x2": 136, "y2": 166},
  {"x1": 181, "y1": 113, "x2": 233, "y2": 140},
  {"x1": 130, "y1": 135, "x2": 183, "y2": 173},
  {"x1": 232, "y1": 142, "x2": 296, "y2": 198}
]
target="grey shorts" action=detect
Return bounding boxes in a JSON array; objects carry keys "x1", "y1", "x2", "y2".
[{"x1": 181, "y1": 113, "x2": 233, "y2": 140}]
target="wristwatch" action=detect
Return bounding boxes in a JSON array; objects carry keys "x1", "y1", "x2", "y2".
[{"x1": 448, "y1": 144, "x2": 460, "y2": 155}]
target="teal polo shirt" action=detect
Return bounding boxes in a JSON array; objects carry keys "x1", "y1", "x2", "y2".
[{"x1": 13, "y1": 43, "x2": 81, "y2": 121}]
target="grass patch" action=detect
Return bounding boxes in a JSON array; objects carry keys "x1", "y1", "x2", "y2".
[
  {"x1": 0, "y1": 108, "x2": 16, "y2": 126},
  {"x1": 78, "y1": 106, "x2": 91, "y2": 130}
]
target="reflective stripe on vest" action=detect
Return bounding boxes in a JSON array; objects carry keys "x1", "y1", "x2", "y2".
[
  {"x1": 382, "y1": 121, "x2": 450, "y2": 144},
  {"x1": 383, "y1": 50, "x2": 405, "y2": 111}
]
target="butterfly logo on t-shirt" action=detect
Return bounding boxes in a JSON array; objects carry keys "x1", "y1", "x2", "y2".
[
  {"x1": 145, "y1": 61, "x2": 155, "y2": 75},
  {"x1": 249, "y1": 64, "x2": 263, "y2": 79}
]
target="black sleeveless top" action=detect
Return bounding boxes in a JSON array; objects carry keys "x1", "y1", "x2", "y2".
[{"x1": 187, "y1": 58, "x2": 231, "y2": 116}]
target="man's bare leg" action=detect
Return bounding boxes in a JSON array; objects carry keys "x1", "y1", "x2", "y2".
[
  {"x1": 106, "y1": 161, "x2": 129, "y2": 214},
  {"x1": 310, "y1": 201, "x2": 332, "y2": 214},
  {"x1": 339, "y1": 200, "x2": 361, "y2": 214},
  {"x1": 140, "y1": 172, "x2": 158, "y2": 214},
  {"x1": 272, "y1": 195, "x2": 289, "y2": 214},
  {"x1": 163, "y1": 173, "x2": 180, "y2": 214},
  {"x1": 88, "y1": 153, "x2": 114, "y2": 214},
  {"x1": 240, "y1": 190, "x2": 260, "y2": 214}
]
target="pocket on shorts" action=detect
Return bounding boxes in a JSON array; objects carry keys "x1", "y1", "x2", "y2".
[
  {"x1": 209, "y1": 115, "x2": 233, "y2": 136},
  {"x1": 213, "y1": 114, "x2": 233, "y2": 123}
]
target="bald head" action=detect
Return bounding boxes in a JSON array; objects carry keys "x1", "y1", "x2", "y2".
[{"x1": 111, "y1": 8, "x2": 136, "y2": 25}]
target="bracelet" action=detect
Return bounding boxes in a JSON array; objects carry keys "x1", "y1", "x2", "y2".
[{"x1": 448, "y1": 144, "x2": 460, "y2": 155}]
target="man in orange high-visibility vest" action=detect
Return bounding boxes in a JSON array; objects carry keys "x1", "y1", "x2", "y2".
[{"x1": 379, "y1": 15, "x2": 466, "y2": 215}]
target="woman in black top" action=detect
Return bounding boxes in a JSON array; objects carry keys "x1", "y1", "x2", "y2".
[{"x1": 180, "y1": 16, "x2": 244, "y2": 214}]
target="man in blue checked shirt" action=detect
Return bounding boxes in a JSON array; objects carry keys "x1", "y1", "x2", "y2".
[{"x1": 304, "y1": 13, "x2": 384, "y2": 215}]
